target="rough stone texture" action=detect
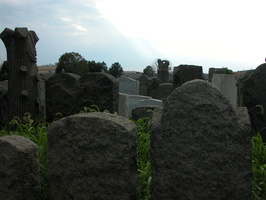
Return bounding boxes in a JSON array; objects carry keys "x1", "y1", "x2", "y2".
[
  {"x1": 242, "y1": 63, "x2": 266, "y2": 141},
  {"x1": 236, "y1": 70, "x2": 254, "y2": 106},
  {"x1": 173, "y1": 65, "x2": 204, "y2": 88},
  {"x1": 0, "y1": 27, "x2": 42, "y2": 122},
  {"x1": 78, "y1": 72, "x2": 119, "y2": 113},
  {"x1": 45, "y1": 73, "x2": 81, "y2": 121},
  {"x1": 131, "y1": 106, "x2": 158, "y2": 121},
  {"x1": 208, "y1": 67, "x2": 226, "y2": 82},
  {"x1": 150, "y1": 79, "x2": 252, "y2": 200},
  {"x1": 48, "y1": 112, "x2": 137, "y2": 200},
  {"x1": 0, "y1": 84, "x2": 8, "y2": 124},
  {"x1": 157, "y1": 59, "x2": 169, "y2": 83},
  {"x1": 158, "y1": 83, "x2": 174, "y2": 103},
  {"x1": 147, "y1": 77, "x2": 163, "y2": 99},
  {"x1": 139, "y1": 74, "x2": 149, "y2": 96},
  {"x1": 118, "y1": 76, "x2": 139, "y2": 95},
  {"x1": 0, "y1": 135, "x2": 40, "y2": 200}
]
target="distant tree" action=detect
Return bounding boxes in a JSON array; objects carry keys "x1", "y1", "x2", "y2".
[
  {"x1": 55, "y1": 52, "x2": 88, "y2": 76},
  {"x1": 109, "y1": 62, "x2": 123, "y2": 78},
  {"x1": 224, "y1": 67, "x2": 234, "y2": 74},
  {"x1": 88, "y1": 60, "x2": 108, "y2": 73},
  {"x1": 143, "y1": 65, "x2": 156, "y2": 77},
  {"x1": 0, "y1": 61, "x2": 8, "y2": 81}
]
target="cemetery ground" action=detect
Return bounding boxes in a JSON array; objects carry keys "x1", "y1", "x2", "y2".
[{"x1": 0, "y1": 113, "x2": 265, "y2": 200}]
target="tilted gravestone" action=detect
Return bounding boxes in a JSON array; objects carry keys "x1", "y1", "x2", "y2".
[
  {"x1": 150, "y1": 79, "x2": 252, "y2": 200},
  {"x1": 173, "y1": 64, "x2": 204, "y2": 88},
  {"x1": 242, "y1": 63, "x2": 266, "y2": 141},
  {"x1": 0, "y1": 135, "x2": 41, "y2": 200},
  {"x1": 118, "y1": 76, "x2": 139, "y2": 95},
  {"x1": 0, "y1": 27, "x2": 43, "y2": 122},
  {"x1": 48, "y1": 112, "x2": 138, "y2": 200}
]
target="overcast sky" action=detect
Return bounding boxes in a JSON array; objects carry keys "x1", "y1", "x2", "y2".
[{"x1": 0, "y1": 0, "x2": 265, "y2": 73}]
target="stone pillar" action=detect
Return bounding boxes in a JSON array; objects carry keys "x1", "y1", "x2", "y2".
[
  {"x1": 150, "y1": 79, "x2": 252, "y2": 200},
  {"x1": 0, "y1": 27, "x2": 41, "y2": 121},
  {"x1": 0, "y1": 135, "x2": 41, "y2": 200},
  {"x1": 48, "y1": 112, "x2": 138, "y2": 200}
]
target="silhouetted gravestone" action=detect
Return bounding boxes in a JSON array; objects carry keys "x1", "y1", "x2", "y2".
[
  {"x1": 242, "y1": 63, "x2": 266, "y2": 141},
  {"x1": 158, "y1": 83, "x2": 174, "y2": 103},
  {"x1": 0, "y1": 27, "x2": 42, "y2": 122},
  {"x1": 151, "y1": 79, "x2": 252, "y2": 200},
  {"x1": 45, "y1": 73, "x2": 81, "y2": 121},
  {"x1": 147, "y1": 77, "x2": 162, "y2": 99},
  {"x1": 157, "y1": 59, "x2": 169, "y2": 83},
  {"x1": 0, "y1": 135, "x2": 41, "y2": 200},
  {"x1": 173, "y1": 64, "x2": 204, "y2": 87},
  {"x1": 78, "y1": 72, "x2": 119, "y2": 113},
  {"x1": 139, "y1": 74, "x2": 149, "y2": 96},
  {"x1": 48, "y1": 112, "x2": 137, "y2": 200},
  {"x1": 0, "y1": 84, "x2": 8, "y2": 124}
]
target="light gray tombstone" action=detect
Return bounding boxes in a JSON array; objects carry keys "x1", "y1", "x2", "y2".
[
  {"x1": 48, "y1": 112, "x2": 138, "y2": 200},
  {"x1": 139, "y1": 99, "x2": 163, "y2": 107},
  {"x1": 150, "y1": 79, "x2": 252, "y2": 200},
  {"x1": 0, "y1": 135, "x2": 41, "y2": 200},
  {"x1": 118, "y1": 76, "x2": 139, "y2": 95},
  {"x1": 212, "y1": 74, "x2": 237, "y2": 107}
]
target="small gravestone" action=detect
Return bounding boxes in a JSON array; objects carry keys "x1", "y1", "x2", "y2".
[
  {"x1": 78, "y1": 72, "x2": 119, "y2": 113},
  {"x1": 0, "y1": 135, "x2": 41, "y2": 200},
  {"x1": 0, "y1": 27, "x2": 42, "y2": 122},
  {"x1": 0, "y1": 84, "x2": 8, "y2": 124},
  {"x1": 157, "y1": 59, "x2": 169, "y2": 83},
  {"x1": 150, "y1": 79, "x2": 252, "y2": 200},
  {"x1": 45, "y1": 73, "x2": 81, "y2": 121},
  {"x1": 48, "y1": 112, "x2": 137, "y2": 200},
  {"x1": 158, "y1": 83, "x2": 174, "y2": 103},
  {"x1": 118, "y1": 76, "x2": 139, "y2": 95},
  {"x1": 242, "y1": 63, "x2": 266, "y2": 141},
  {"x1": 147, "y1": 77, "x2": 162, "y2": 99},
  {"x1": 173, "y1": 65, "x2": 204, "y2": 87},
  {"x1": 139, "y1": 74, "x2": 149, "y2": 96}
]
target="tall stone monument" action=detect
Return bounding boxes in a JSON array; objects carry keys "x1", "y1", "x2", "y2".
[
  {"x1": 157, "y1": 59, "x2": 169, "y2": 83},
  {"x1": 0, "y1": 27, "x2": 43, "y2": 122}
]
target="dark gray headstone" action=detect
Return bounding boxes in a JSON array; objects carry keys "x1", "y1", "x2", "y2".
[
  {"x1": 150, "y1": 79, "x2": 252, "y2": 200},
  {"x1": 158, "y1": 83, "x2": 174, "y2": 103},
  {"x1": 0, "y1": 135, "x2": 41, "y2": 200},
  {"x1": 131, "y1": 105, "x2": 158, "y2": 121},
  {"x1": 48, "y1": 112, "x2": 137, "y2": 200},
  {"x1": 173, "y1": 65, "x2": 204, "y2": 87},
  {"x1": 0, "y1": 27, "x2": 42, "y2": 122},
  {"x1": 157, "y1": 59, "x2": 169, "y2": 83},
  {"x1": 45, "y1": 73, "x2": 81, "y2": 121},
  {"x1": 0, "y1": 84, "x2": 8, "y2": 124},
  {"x1": 139, "y1": 74, "x2": 149, "y2": 96},
  {"x1": 242, "y1": 63, "x2": 266, "y2": 141},
  {"x1": 147, "y1": 77, "x2": 162, "y2": 99}
]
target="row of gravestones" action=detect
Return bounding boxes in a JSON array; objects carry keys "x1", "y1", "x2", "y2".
[{"x1": 0, "y1": 80, "x2": 252, "y2": 200}]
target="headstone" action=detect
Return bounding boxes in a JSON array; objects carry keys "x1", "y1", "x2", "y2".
[
  {"x1": 0, "y1": 84, "x2": 8, "y2": 124},
  {"x1": 147, "y1": 77, "x2": 162, "y2": 99},
  {"x1": 48, "y1": 112, "x2": 138, "y2": 200},
  {"x1": 158, "y1": 83, "x2": 174, "y2": 103},
  {"x1": 208, "y1": 67, "x2": 227, "y2": 82},
  {"x1": 242, "y1": 63, "x2": 266, "y2": 141},
  {"x1": 150, "y1": 79, "x2": 252, "y2": 200},
  {"x1": 173, "y1": 65, "x2": 204, "y2": 87},
  {"x1": 0, "y1": 27, "x2": 43, "y2": 122},
  {"x1": 45, "y1": 73, "x2": 81, "y2": 121},
  {"x1": 127, "y1": 95, "x2": 152, "y2": 117},
  {"x1": 119, "y1": 93, "x2": 129, "y2": 117},
  {"x1": 0, "y1": 135, "x2": 41, "y2": 200},
  {"x1": 139, "y1": 74, "x2": 149, "y2": 96},
  {"x1": 212, "y1": 74, "x2": 237, "y2": 107},
  {"x1": 78, "y1": 72, "x2": 119, "y2": 113},
  {"x1": 118, "y1": 76, "x2": 139, "y2": 95},
  {"x1": 157, "y1": 59, "x2": 169, "y2": 83},
  {"x1": 139, "y1": 99, "x2": 163, "y2": 107},
  {"x1": 236, "y1": 70, "x2": 254, "y2": 106}
]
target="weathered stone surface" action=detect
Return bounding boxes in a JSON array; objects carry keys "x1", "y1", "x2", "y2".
[
  {"x1": 173, "y1": 65, "x2": 204, "y2": 87},
  {"x1": 78, "y1": 72, "x2": 119, "y2": 113},
  {"x1": 0, "y1": 27, "x2": 42, "y2": 122},
  {"x1": 0, "y1": 135, "x2": 40, "y2": 200},
  {"x1": 118, "y1": 76, "x2": 139, "y2": 95},
  {"x1": 131, "y1": 106, "x2": 158, "y2": 121},
  {"x1": 45, "y1": 73, "x2": 81, "y2": 121},
  {"x1": 157, "y1": 59, "x2": 169, "y2": 83},
  {"x1": 151, "y1": 79, "x2": 252, "y2": 200},
  {"x1": 0, "y1": 84, "x2": 8, "y2": 124},
  {"x1": 48, "y1": 112, "x2": 137, "y2": 200},
  {"x1": 147, "y1": 77, "x2": 162, "y2": 99},
  {"x1": 158, "y1": 83, "x2": 174, "y2": 103},
  {"x1": 139, "y1": 74, "x2": 149, "y2": 96},
  {"x1": 242, "y1": 63, "x2": 266, "y2": 141}
]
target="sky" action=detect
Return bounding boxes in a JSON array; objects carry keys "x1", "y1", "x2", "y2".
[{"x1": 0, "y1": 0, "x2": 265, "y2": 73}]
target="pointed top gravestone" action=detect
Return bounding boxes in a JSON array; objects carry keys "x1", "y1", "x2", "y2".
[{"x1": 151, "y1": 79, "x2": 252, "y2": 200}]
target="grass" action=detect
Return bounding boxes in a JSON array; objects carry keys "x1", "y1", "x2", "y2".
[{"x1": 1, "y1": 114, "x2": 266, "y2": 200}]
